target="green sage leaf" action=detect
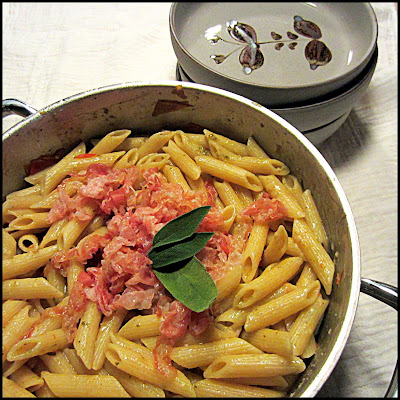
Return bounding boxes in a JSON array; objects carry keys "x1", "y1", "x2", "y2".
[
  {"x1": 148, "y1": 232, "x2": 214, "y2": 270},
  {"x1": 153, "y1": 256, "x2": 218, "y2": 312},
  {"x1": 152, "y1": 205, "x2": 212, "y2": 249}
]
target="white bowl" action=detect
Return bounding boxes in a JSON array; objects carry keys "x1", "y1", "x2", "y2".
[
  {"x1": 272, "y1": 47, "x2": 378, "y2": 132},
  {"x1": 170, "y1": 2, "x2": 378, "y2": 107},
  {"x1": 176, "y1": 46, "x2": 378, "y2": 146}
]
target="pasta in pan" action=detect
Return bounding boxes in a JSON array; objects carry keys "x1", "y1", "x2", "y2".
[{"x1": 2, "y1": 128, "x2": 334, "y2": 397}]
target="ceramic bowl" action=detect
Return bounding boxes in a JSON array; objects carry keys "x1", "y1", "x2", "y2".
[
  {"x1": 176, "y1": 45, "x2": 378, "y2": 146},
  {"x1": 170, "y1": 2, "x2": 378, "y2": 108}
]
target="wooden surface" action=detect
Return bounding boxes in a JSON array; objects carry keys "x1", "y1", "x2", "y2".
[{"x1": 3, "y1": 2, "x2": 397, "y2": 397}]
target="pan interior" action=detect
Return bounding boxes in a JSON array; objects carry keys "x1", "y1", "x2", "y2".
[{"x1": 2, "y1": 82, "x2": 360, "y2": 396}]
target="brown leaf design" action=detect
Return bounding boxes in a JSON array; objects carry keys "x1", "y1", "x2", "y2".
[
  {"x1": 239, "y1": 45, "x2": 264, "y2": 74},
  {"x1": 293, "y1": 16, "x2": 322, "y2": 39},
  {"x1": 210, "y1": 54, "x2": 226, "y2": 64},
  {"x1": 288, "y1": 42, "x2": 298, "y2": 50},
  {"x1": 287, "y1": 31, "x2": 298, "y2": 40},
  {"x1": 227, "y1": 21, "x2": 257, "y2": 43},
  {"x1": 274, "y1": 43, "x2": 284, "y2": 51},
  {"x1": 304, "y1": 39, "x2": 332, "y2": 70},
  {"x1": 271, "y1": 31, "x2": 282, "y2": 40}
]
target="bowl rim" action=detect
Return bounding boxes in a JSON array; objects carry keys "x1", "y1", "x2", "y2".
[
  {"x1": 176, "y1": 44, "x2": 378, "y2": 112},
  {"x1": 169, "y1": 2, "x2": 378, "y2": 92},
  {"x1": 272, "y1": 46, "x2": 378, "y2": 111}
]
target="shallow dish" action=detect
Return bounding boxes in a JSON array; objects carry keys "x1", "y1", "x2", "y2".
[
  {"x1": 176, "y1": 46, "x2": 377, "y2": 146},
  {"x1": 271, "y1": 46, "x2": 378, "y2": 134},
  {"x1": 2, "y1": 82, "x2": 396, "y2": 397},
  {"x1": 170, "y1": 2, "x2": 378, "y2": 107}
]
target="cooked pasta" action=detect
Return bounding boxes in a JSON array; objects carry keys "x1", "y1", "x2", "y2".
[{"x1": 2, "y1": 128, "x2": 335, "y2": 397}]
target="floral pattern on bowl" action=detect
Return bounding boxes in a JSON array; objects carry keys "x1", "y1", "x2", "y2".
[{"x1": 206, "y1": 16, "x2": 332, "y2": 75}]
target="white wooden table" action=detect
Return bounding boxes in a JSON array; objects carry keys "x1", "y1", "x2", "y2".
[{"x1": 3, "y1": 2, "x2": 397, "y2": 397}]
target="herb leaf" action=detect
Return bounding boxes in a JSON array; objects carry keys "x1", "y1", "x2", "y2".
[
  {"x1": 152, "y1": 205, "x2": 212, "y2": 249},
  {"x1": 149, "y1": 231, "x2": 214, "y2": 270},
  {"x1": 153, "y1": 256, "x2": 218, "y2": 312},
  {"x1": 147, "y1": 205, "x2": 218, "y2": 312}
]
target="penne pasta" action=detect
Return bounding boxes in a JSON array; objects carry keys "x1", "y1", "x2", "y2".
[
  {"x1": 203, "y1": 353, "x2": 306, "y2": 378},
  {"x1": 73, "y1": 301, "x2": 102, "y2": 370},
  {"x1": 62, "y1": 348, "x2": 92, "y2": 375},
  {"x1": 204, "y1": 129, "x2": 249, "y2": 156},
  {"x1": 3, "y1": 376, "x2": 37, "y2": 398},
  {"x1": 10, "y1": 364, "x2": 44, "y2": 392},
  {"x1": 195, "y1": 155, "x2": 263, "y2": 192},
  {"x1": 173, "y1": 130, "x2": 209, "y2": 159},
  {"x1": 215, "y1": 263, "x2": 242, "y2": 303},
  {"x1": 6, "y1": 212, "x2": 52, "y2": 232},
  {"x1": 90, "y1": 129, "x2": 132, "y2": 155},
  {"x1": 234, "y1": 257, "x2": 303, "y2": 309},
  {"x1": 41, "y1": 151, "x2": 125, "y2": 195},
  {"x1": 240, "y1": 328, "x2": 294, "y2": 357},
  {"x1": 92, "y1": 308, "x2": 128, "y2": 370},
  {"x1": 39, "y1": 351, "x2": 77, "y2": 375},
  {"x1": 3, "y1": 305, "x2": 41, "y2": 362},
  {"x1": 41, "y1": 371, "x2": 130, "y2": 397},
  {"x1": 136, "y1": 152, "x2": 171, "y2": 170},
  {"x1": 244, "y1": 281, "x2": 321, "y2": 332},
  {"x1": 170, "y1": 338, "x2": 263, "y2": 369},
  {"x1": 231, "y1": 183, "x2": 254, "y2": 207},
  {"x1": 113, "y1": 136, "x2": 147, "y2": 151},
  {"x1": 2, "y1": 245, "x2": 58, "y2": 281},
  {"x1": 241, "y1": 221, "x2": 270, "y2": 282},
  {"x1": 163, "y1": 140, "x2": 202, "y2": 180},
  {"x1": 289, "y1": 296, "x2": 329, "y2": 356},
  {"x1": 193, "y1": 378, "x2": 286, "y2": 397},
  {"x1": 118, "y1": 314, "x2": 161, "y2": 340},
  {"x1": 281, "y1": 175, "x2": 306, "y2": 211},
  {"x1": 221, "y1": 375, "x2": 289, "y2": 388},
  {"x1": 3, "y1": 300, "x2": 27, "y2": 328},
  {"x1": 292, "y1": 218, "x2": 335, "y2": 295},
  {"x1": 137, "y1": 130, "x2": 175, "y2": 159},
  {"x1": 246, "y1": 136, "x2": 271, "y2": 159},
  {"x1": 2, "y1": 128, "x2": 336, "y2": 398},
  {"x1": 3, "y1": 278, "x2": 64, "y2": 301},
  {"x1": 105, "y1": 343, "x2": 196, "y2": 397},
  {"x1": 7, "y1": 329, "x2": 69, "y2": 361},
  {"x1": 18, "y1": 234, "x2": 40, "y2": 253},
  {"x1": 103, "y1": 359, "x2": 165, "y2": 397},
  {"x1": 162, "y1": 164, "x2": 191, "y2": 190},
  {"x1": 262, "y1": 224, "x2": 289, "y2": 266},
  {"x1": 213, "y1": 180, "x2": 245, "y2": 215},
  {"x1": 3, "y1": 228, "x2": 17, "y2": 259},
  {"x1": 209, "y1": 139, "x2": 289, "y2": 176},
  {"x1": 113, "y1": 148, "x2": 139, "y2": 168},
  {"x1": 302, "y1": 189, "x2": 329, "y2": 248},
  {"x1": 259, "y1": 175, "x2": 305, "y2": 219}
]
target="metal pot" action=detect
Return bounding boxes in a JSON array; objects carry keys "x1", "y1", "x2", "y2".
[{"x1": 2, "y1": 82, "x2": 397, "y2": 397}]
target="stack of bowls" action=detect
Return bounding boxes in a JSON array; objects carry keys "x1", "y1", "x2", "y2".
[{"x1": 170, "y1": 2, "x2": 378, "y2": 146}]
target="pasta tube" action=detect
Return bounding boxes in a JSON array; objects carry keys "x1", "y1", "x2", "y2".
[
  {"x1": 292, "y1": 218, "x2": 335, "y2": 295},
  {"x1": 41, "y1": 371, "x2": 130, "y2": 397},
  {"x1": 244, "y1": 281, "x2": 321, "y2": 332},
  {"x1": 203, "y1": 353, "x2": 306, "y2": 378},
  {"x1": 195, "y1": 155, "x2": 263, "y2": 192},
  {"x1": 193, "y1": 378, "x2": 286, "y2": 397}
]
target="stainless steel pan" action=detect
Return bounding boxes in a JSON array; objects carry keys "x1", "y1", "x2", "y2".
[{"x1": 2, "y1": 82, "x2": 397, "y2": 397}]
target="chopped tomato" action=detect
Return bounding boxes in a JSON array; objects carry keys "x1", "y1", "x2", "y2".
[
  {"x1": 25, "y1": 148, "x2": 67, "y2": 175},
  {"x1": 48, "y1": 164, "x2": 241, "y2": 371},
  {"x1": 242, "y1": 192, "x2": 287, "y2": 223}
]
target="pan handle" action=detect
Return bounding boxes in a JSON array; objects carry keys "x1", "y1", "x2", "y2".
[
  {"x1": 360, "y1": 277, "x2": 398, "y2": 398},
  {"x1": 2, "y1": 98, "x2": 37, "y2": 118}
]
